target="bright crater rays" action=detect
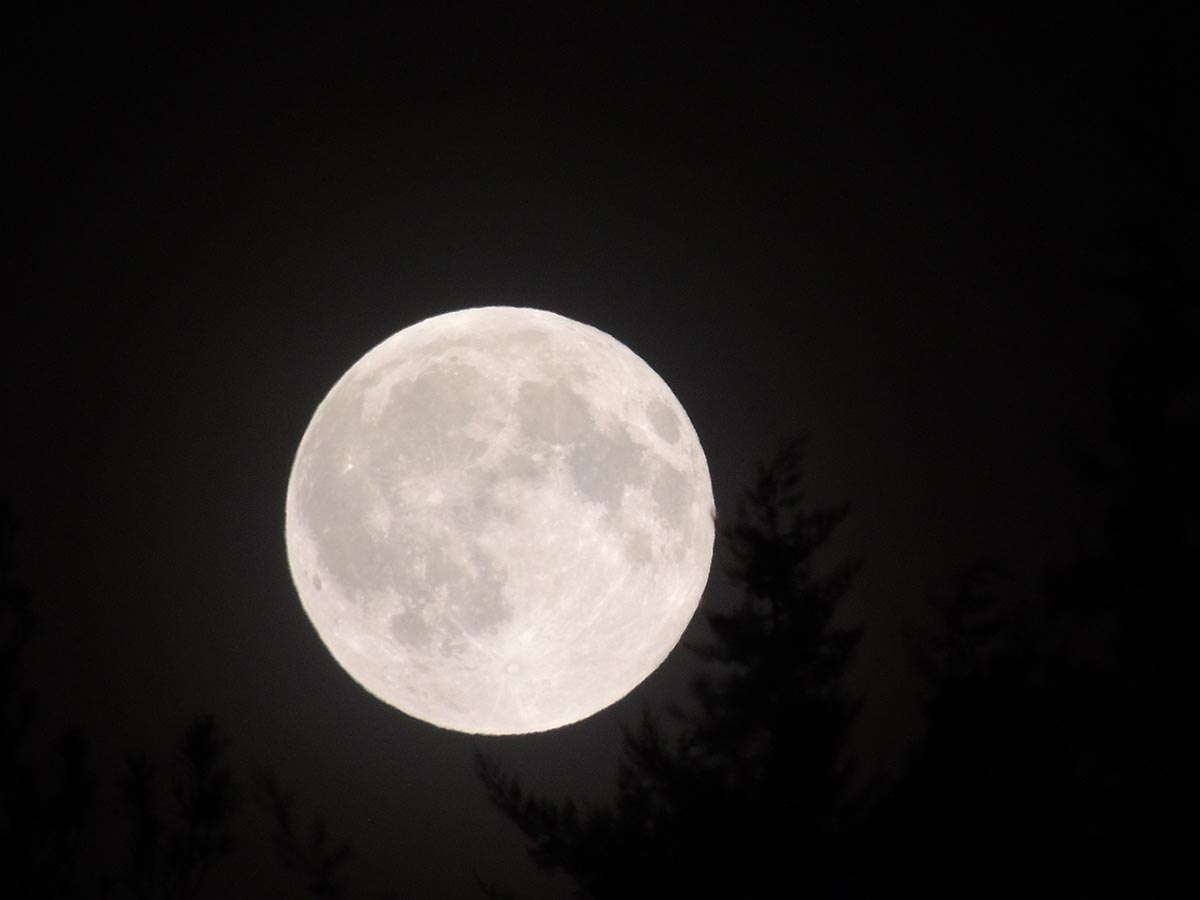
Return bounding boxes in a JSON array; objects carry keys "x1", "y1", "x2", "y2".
[{"x1": 285, "y1": 307, "x2": 714, "y2": 734}]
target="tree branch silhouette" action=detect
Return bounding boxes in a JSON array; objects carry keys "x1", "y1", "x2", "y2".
[
  {"x1": 107, "y1": 715, "x2": 236, "y2": 900},
  {"x1": 253, "y1": 769, "x2": 355, "y2": 900}
]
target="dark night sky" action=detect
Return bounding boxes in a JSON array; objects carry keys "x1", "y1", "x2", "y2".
[{"x1": 4, "y1": 6, "x2": 1182, "y2": 898}]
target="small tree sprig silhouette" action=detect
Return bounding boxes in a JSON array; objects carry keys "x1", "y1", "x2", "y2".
[
  {"x1": 107, "y1": 715, "x2": 236, "y2": 900},
  {"x1": 254, "y1": 770, "x2": 354, "y2": 900}
]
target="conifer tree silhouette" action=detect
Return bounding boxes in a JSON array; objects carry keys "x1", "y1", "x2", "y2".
[
  {"x1": 478, "y1": 438, "x2": 862, "y2": 899},
  {"x1": 882, "y1": 266, "x2": 1198, "y2": 895},
  {"x1": 106, "y1": 716, "x2": 237, "y2": 900},
  {"x1": 254, "y1": 770, "x2": 355, "y2": 900},
  {"x1": 0, "y1": 503, "x2": 394, "y2": 899}
]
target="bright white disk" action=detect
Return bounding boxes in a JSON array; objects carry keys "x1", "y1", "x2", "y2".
[{"x1": 284, "y1": 307, "x2": 714, "y2": 734}]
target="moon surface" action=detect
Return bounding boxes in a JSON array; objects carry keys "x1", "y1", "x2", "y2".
[{"x1": 284, "y1": 307, "x2": 714, "y2": 734}]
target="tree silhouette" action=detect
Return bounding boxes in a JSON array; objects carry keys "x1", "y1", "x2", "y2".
[
  {"x1": 0, "y1": 502, "x2": 36, "y2": 757},
  {"x1": 0, "y1": 503, "x2": 99, "y2": 899},
  {"x1": 254, "y1": 770, "x2": 355, "y2": 900},
  {"x1": 0, "y1": 503, "x2": 398, "y2": 900},
  {"x1": 1046, "y1": 289, "x2": 1199, "y2": 886},
  {"x1": 104, "y1": 716, "x2": 236, "y2": 900},
  {"x1": 479, "y1": 438, "x2": 863, "y2": 899},
  {"x1": 878, "y1": 267, "x2": 1199, "y2": 894}
]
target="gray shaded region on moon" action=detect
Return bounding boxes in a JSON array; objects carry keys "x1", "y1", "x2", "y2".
[{"x1": 285, "y1": 307, "x2": 714, "y2": 734}]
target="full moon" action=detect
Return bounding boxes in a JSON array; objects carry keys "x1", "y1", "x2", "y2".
[{"x1": 284, "y1": 307, "x2": 714, "y2": 734}]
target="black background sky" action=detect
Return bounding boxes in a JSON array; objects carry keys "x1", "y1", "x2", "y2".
[{"x1": 5, "y1": 5, "x2": 1187, "y2": 899}]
